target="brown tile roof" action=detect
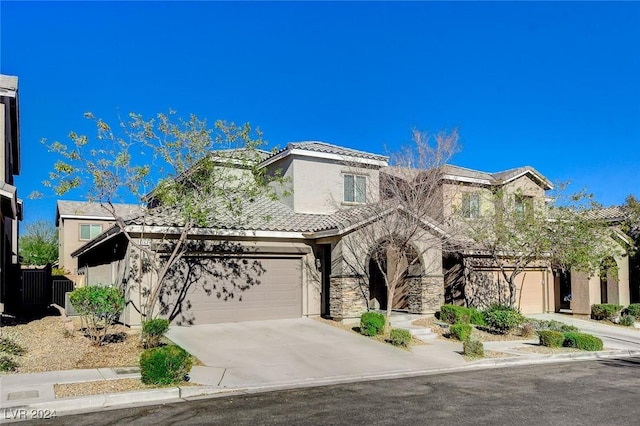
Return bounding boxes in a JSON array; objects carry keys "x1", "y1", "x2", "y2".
[{"x1": 57, "y1": 200, "x2": 142, "y2": 219}]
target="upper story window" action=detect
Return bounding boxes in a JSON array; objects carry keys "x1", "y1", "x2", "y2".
[
  {"x1": 515, "y1": 195, "x2": 534, "y2": 220},
  {"x1": 461, "y1": 193, "x2": 480, "y2": 219},
  {"x1": 344, "y1": 174, "x2": 366, "y2": 203},
  {"x1": 80, "y1": 224, "x2": 103, "y2": 241}
]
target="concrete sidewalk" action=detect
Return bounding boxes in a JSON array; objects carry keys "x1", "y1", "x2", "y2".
[{"x1": 1, "y1": 316, "x2": 640, "y2": 421}]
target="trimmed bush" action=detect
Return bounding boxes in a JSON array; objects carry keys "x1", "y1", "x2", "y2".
[
  {"x1": 439, "y1": 305, "x2": 471, "y2": 324},
  {"x1": 463, "y1": 339, "x2": 484, "y2": 357},
  {"x1": 469, "y1": 308, "x2": 486, "y2": 326},
  {"x1": 0, "y1": 355, "x2": 18, "y2": 372},
  {"x1": 591, "y1": 304, "x2": 623, "y2": 321},
  {"x1": 0, "y1": 337, "x2": 26, "y2": 356},
  {"x1": 483, "y1": 305, "x2": 525, "y2": 334},
  {"x1": 389, "y1": 328, "x2": 412, "y2": 347},
  {"x1": 562, "y1": 332, "x2": 603, "y2": 351},
  {"x1": 619, "y1": 315, "x2": 635, "y2": 327},
  {"x1": 626, "y1": 304, "x2": 640, "y2": 318},
  {"x1": 449, "y1": 323, "x2": 473, "y2": 341},
  {"x1": 538, "y1": 330, "x2": 565, "y2": 348},
  {"x1": 531, "y1": 319, "x2": 578, "y2": 333},
  {"x1": 142, "y1": 318, "x2": 170, "y2": 349},
  {"x1": 140, "y1": 345, "x2": 193, "y2": 385},
  {"x1": 360, "y1": 312, "x2": 385, "y2": 336},
  {"x1": 69, "y1": 285, "x2": 125, "y2": 346}
]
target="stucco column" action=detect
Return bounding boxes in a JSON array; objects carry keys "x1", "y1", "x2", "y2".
[{"x1": 329, "y1": 276, "x2": 368, "y2": 320}]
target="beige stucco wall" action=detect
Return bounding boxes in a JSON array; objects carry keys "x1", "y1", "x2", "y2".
[{"x1": 59, "y1": 218, "x2": 115, "y2": 273}]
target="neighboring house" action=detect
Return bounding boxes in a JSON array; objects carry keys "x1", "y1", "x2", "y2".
[
  {"x1": 55, "y1": 200, "x2": 141, "y2": 274},
  {"x1": 68, "y1": 141, "x2": 632, "y2": 325},
  {"x1": 0, "y1": 75, "x2": 22, "y2": 315}
]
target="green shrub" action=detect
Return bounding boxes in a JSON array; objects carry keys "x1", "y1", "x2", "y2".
[
  {"x1": 142, "y1": 318, "x2": 170, "y2": 349},
  {"x1": 626, "y1": 304, "x2": 640, "y2": 318},
  {"x1": 619, "y1": 315, "x2": 635, "y2": 327},
  {"x1": 531, "y1": 319, "x2": 578, "y2": 333},
  {"x1": 463, "y1": 339, "x2": 484, "y2": 357},
  {"x1": 389, "y1": 328, "x2": 412, "y2": 347},
  {"x1": 449, "y1": 323, "x2": 473, "y2": 341},
  {"x1": 140, "y1": 345, "x2": 193, "y2": 385},
  {"x1": 538, "y1": 330, "x2": 565, "y2": 347},
  {"x1": 360, "y1": 312, "x2": 385, "y2": 336},
  {"x1": 483, "y1": 305, "x2": 525, "y2": 334},
  {"x1": 0, "y1": 355, "x2": 18, "y2": 372},
  {"x1": 469, "y1": 308, "x2": 486, "y2": 326},
  {"x1": 69, "y1": 285, "x2": 125, "y2": 346},
  {"x1": 0, "y1": 337, "x2": 26, "y2": 356},
  {"x1": 591, "y1": 304, "x2": 623, "y2": 321},
  {"x1": 562, "y1": 332, "x2": 603, "y2": 351},
  {"x1": 439, "y1": 305, "x2": 471, "y2": 324}
]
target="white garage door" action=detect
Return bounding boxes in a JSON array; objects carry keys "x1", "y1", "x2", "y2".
[{"x1": 185, "y1": 257, "x2": 302, "y2": 324}]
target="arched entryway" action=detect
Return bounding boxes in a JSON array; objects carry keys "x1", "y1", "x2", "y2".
[{"x1": 368, "y1": 242, "x2": 420, "y2": 311}]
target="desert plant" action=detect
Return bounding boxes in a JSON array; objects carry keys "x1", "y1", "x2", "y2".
[
  {"x1": 0, "y1": 355, "x2": 19, "y2": 372},
  {"x1": 520, "y1": 322, "x2": 536, "y2": 338},
  {"x1": 591, "y1": 304, "x2": 623, "y2": 321},
  {"x1": 389, "y1": 328, "x2": 412, "y2": 347},
  {"x1": 530, "y1": 319, "x2": 578, "y2": 333},
  {"x1": 439, "y1": 305, "x2": 471, "y2": 324},
  {"x1": 626, "y1": 304, "x2": 640, "y2": 318},
  {"x1": 538, "y1": 330, "x2": 565, "y2": 347},
  {"x1": 469, "y1": 308, "x2": 486, "y2": 326},
  {"x1": 449, "y1": 323, "x2": 473, "y2": 341},
  {"x1": 0, "y1": 337, "x2": 26, "y2": 356},
  {"x1": 483, "y1": 304, "x2": 525, "y2": 334},
  {"x1": 69, "y1": 285, "x2": 125, "y2": 346},
  {"x1": 142, "y1": 318, "x2": 170, "y2": 348},
  {"x1": 360, "y1": 312, "x2": 385, "y2": 336},
  {"x1": 619, "y1": 315, "x2": 635, "y2": 327},
  {"x1": 562, "y1": 332, "x2": 603, "y2": 351},
  {"x1": 463, "y1": 339, "x2": 484, "y2": 357},
  {"x1": 140, "y1": 345, "x2": 193, "y2": 385}
]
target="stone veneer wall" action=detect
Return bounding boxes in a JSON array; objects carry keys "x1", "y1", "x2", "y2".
[
  {"x1": 407, "y1": 275, "x2": 445, "y2": 314},
  {"x1": 329, "y1": 276, "x2": 368, "y2": 319}
]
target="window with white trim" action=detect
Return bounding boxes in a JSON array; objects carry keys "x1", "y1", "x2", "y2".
[
  {"x1": 344, "y1": 174, "x2": 366, "y2": 203},
  {"x1": 80, "y1": 224, "x2": 103, "y2": 241}
]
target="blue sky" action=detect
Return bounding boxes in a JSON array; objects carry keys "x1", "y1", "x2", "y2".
[{"x1": 2, "y1": 1, "x2": 639, "y2": 225}]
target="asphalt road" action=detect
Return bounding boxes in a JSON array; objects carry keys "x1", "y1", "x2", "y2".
[{"x1": 22, "y1": 357, "x2": 640, "y2": 426}]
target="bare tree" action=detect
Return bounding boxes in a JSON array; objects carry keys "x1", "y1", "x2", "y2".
[{"x1": 339, "y1": 129, "x2": 462, "y2": 333}]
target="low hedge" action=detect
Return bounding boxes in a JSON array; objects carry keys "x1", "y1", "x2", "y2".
[
  {"x1": 389, "y1": 328, "x2": 412, "y2": 347},
  {"x1": 531, "y1": 319, "x2": 578, "y2": 333},
  {"x1": 439, "y1": 304, "x2": 485, "y2": 326},
  {"x1": 140, "y1": 345, "x2": 193, "y2": 385},
  {"x1": 483, "y1": 305, "x2": 525, "y2": 334},
  {"x1": 360, "y1": 312, "x2": 385, "y2": 336},
  {"x1": 562, "y1": 332, "x2": 603, "y2": 351},
  {"x1": 463, "y1": 339, "x2": 484, "y2": 357},
  {"x1": 591, "y1": 304, "x2": 623, "y2": 321},
  {"x1": 626, "y1": 304, "x2": 640, "y2": 318},
  {"x1": 538, "y1": 330, "x2": 565, "y2": 348},
  {"x1": 449, "y1": 323, "x2": 473, "y2": 341}
]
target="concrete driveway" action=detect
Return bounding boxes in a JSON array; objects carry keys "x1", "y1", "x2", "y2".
[{"x1": 166, "y1": 318, "x2": 465, "y2": 389}]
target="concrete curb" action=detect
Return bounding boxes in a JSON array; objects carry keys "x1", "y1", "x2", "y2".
[{"x1": 2, "y1": 349, "x2": 639, "y2": 421}]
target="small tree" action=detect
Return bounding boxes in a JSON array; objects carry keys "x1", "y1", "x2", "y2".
[
  {"x1": 19, "y1": 220, "x2": 58, "y2": 266},
  {"x1": 44, "y1": 111, "x2": 286, "y2": 321},
  {"x1": 68, "y1": 285, "x2": 125, "y2": 346},
  {"x1": 467, "y1": 185, "x2": 625, "y2": 307},
  {"x1": 340, "y1": 129, "x2": 462, "y2": 334}
]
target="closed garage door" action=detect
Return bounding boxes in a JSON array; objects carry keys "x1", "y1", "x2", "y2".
[
  {"x1": 184, "y1": 257, "x2": 302, "y2": 324},
  {"x1": 517, "y1": 270, "x2": 545, "y2": 314}
]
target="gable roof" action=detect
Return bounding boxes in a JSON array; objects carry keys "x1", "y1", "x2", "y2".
[
  {"x1": 260, "y1": 141, "x2": 388, "y2": 168},
  {"x1": 56, "y1": 200, "x2": 142, "y2": 224},
  {"x1": 442, "y1": 164, "x2": 553, "y2": 190}
]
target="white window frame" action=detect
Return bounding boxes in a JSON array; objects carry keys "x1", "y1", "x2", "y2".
[
  {"x1": 79, "y1": 224, "x2": 103, "y2": 241},
  {"x1": 343, "y1": 174, "x2": 367, "y2": 204}
]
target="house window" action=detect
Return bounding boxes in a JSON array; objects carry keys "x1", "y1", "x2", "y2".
[
  {"x1": 461, "y1": 193, "x2": 480, "y2": 219},
  {"x1": 344, "y1": 174, "x2": 366, "y2": 203},
  {"x1": 80, "y1": 224, "x2": 103, "y2": 241},
  {"x1": 515, "y1": 195, "x2": 534, "y2": 220}
]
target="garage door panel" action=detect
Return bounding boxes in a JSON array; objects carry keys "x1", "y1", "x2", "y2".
[{"x1": 175, "y1": 257, "x2": 302, "y2": 324}]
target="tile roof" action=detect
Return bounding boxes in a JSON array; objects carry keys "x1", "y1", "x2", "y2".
[
  {"x1": 57, "y1": 200, "x2": 142, "y2": 219},
  {"x1": 264, "y1": 141, "x2": 389, "y2": 163},
  {"x1": 584, "y1": 206, "x2": 626, "y2": 222}
]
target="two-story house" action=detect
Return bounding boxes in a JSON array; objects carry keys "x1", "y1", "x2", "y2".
[
  {"x1": 68, "y1": 141, "x2": 631, "y2": 325},
  {"x1": 0, "y1": 75, "x2": 22, "y2": 315}
]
